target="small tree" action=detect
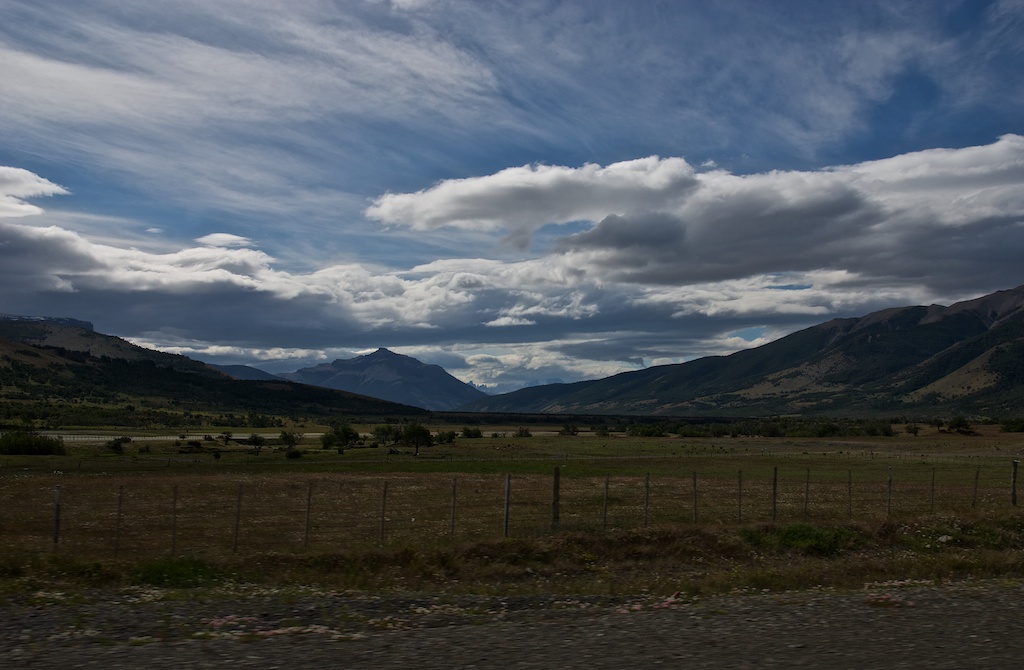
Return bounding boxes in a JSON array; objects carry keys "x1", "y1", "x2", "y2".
[
  {"x1": 248, "y1": 433, "x2": 266, "y2": 455},
  {"x1": 322, "y1": 422, "x2": 360, "y2": 452},
  {"x1": 948, "y1": 416, "x2": 972, "y2": 434},
  {"x1": 402, "y1": 423, "x2": 433, "y2": 456},
  {"x1": 373, "y1": 425, "x2": 401, "y2": 446}
]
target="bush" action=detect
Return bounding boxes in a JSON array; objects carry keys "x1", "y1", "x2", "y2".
[
  {"x1": 0, "y1": 431, "x2": 66, "y2": 455},
  {"x1": 106, "y1": 436, "x2": 132, "y2": 454},
  {"x1": 739, "y1": 523, "x2": 861, "y2": 556}
]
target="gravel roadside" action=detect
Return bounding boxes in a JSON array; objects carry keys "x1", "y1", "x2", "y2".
[{"x1": 3, "y1": 580, "x2": 1024, "y2": 669}]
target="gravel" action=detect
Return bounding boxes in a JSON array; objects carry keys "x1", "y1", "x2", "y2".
[{"x1": 3, "y1": 580, "x2": 1024, "y2": 668}]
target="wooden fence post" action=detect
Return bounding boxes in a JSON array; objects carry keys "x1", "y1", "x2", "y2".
[
  {"x1": 602, "y1": 475, "x2": 610, "y2": 530},
  {"x1": 691, "y1": 471, "x2": 697, "y2": 523},
  {"x1": 53, "y1": 485, "x2": 62, "y2": 551},
  {"x1": 449, "y1": 477, "x2": 457, "y2": 540},
  {"x1": 114, "y1": 484, "x2": 124, "y2": 557},
  {"x1": 803, "y1": 468, "x2": 810, "y2": 519},
  {"x1": 232, "y1": 483, "x2": 243, "y2": 554},
  {"x1": 643, "y1": 473, "x2": 650, "y2": 526},
  {"x1": 886, "y1": 467, "x2": 893, "y2": 518},
  {"x1": 379, "y1": 480, "x2": 388, "y2": 543},
  {"x1": 552, "y1": 466, "x2": 561, "y2": 532},
  {"x1": 303, "y1": 481, "x2": 314, "y2": 550},
  {"x1": 737, "y1": 470, "x2": 743, "y2": 522},
  {"x1": 503, "y1": 474, "x2": 511, "y2": 538},
  {"x1": 1012, "y1": 461, "x2": 1019, "y2": 507},
  {"x1": 847, "y1": 470, "x2": 853, "y2": 519},
  {"x1": 930, "y1": 467, "x2": 936, "y2": 514},
  {"x1": 171, "y1": 484, "x2": 178, "y2": 556},
  {"x1": 771, "y1": 467, "x2": 778, "y2": 523},
  {"x1": 973, "y1": 467, "x2": 980, "y2": 508}
]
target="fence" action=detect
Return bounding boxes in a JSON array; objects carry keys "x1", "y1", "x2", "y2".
[{"x1": 1, "y1": 461, "x2": 1020, "y2": 559}]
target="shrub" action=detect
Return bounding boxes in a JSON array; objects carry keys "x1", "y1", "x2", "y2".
[
  {"x1": 0, "y1": 431, "x2": 66, "y2": 455},
  {"x1": 739, "y1": 523, "x2": 861, "y2": 556},
  {"x1": 106, "y1": 436, "x2": 132, "y2": 454}
]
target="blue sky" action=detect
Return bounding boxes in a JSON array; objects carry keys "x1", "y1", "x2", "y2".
[{"x1": 2, "y1": 0, "x2": 1023, "y2": 392}]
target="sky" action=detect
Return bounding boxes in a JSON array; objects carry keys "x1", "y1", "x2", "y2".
[{"x1": 2, "y1": 0, "x2": 1024, "y2": 393}]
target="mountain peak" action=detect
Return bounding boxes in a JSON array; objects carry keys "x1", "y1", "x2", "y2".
[
  {"x1": 284, "y1": 348, "x2": 487, "y2": 410},
  {"x1": 367, "y1": 347, "x2": 401, "y2": 358}
]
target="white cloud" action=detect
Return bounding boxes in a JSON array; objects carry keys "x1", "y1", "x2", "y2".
[
  {"x1": 0, "y1": 167, "x2": 68, "y2": 218},
  {"x1": 366, "y1": 157, "x2": 698, "y2": 248},
  {"x1": 195, "y1": 233, "x2": 254, "y2": 248}
]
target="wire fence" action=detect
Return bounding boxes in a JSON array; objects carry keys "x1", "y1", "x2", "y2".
[{"x1": 1, "y1": 461, "x2": 1020, "y2": 559}]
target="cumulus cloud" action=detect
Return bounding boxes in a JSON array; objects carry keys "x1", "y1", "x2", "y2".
[
  {"x1": 366, "y1": 157, "x2": 699, "y2": 248},
  {"x1": 366, "y1": 136, "x2": 1024, "y2": 294},
  {"x1": 560, "y1": 136, "x2": 1024, "y2": 289}
]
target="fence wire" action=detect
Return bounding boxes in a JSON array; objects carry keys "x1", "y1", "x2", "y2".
[{"x1": 1, "y1": 463, "x2": 1020, "y2": 559}]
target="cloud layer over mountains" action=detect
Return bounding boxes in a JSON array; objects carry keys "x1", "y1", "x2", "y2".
[{"x1": 1, "y1": 1, "x2": 1023, "y2": 391}]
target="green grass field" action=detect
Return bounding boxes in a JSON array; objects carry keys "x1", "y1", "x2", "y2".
[{"x1": 2, "y1": 423, "x2": 1023, "y2": 596}]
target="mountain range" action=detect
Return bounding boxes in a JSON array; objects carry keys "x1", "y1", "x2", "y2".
[
  {"x1": 460, "y1": 285, "x2": 1024, "y2": 417},
  {"x1": 3, "y1": 284, "x2": 1024, "y2": 422}
]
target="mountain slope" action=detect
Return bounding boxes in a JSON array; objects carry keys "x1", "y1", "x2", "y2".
[
  {"x1": 0, "y1": 319, "x2": 223, "y2": 378},
  {"x1": 0, "y1": 334, "x2": 427, "y2": 428},
  {"x1": 211, "y1": 364, "x2": 286, "y2": 381},
  {"x1": 283, "y1": 348, "x2": 487, "y2": 411},
  {"x1": 460, "y1": 286, "x2": 1024, "y2": 417}
]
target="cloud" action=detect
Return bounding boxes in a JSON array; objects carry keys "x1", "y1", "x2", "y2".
[
  {"x1": 195, "y1": 233, "x2": 254, "y2": 248},
  {"x1": 0, "y1": 167, "x2": 68, "y2": 218},
  {"x1": 5, "y1": 130, "x2": 1024, "y2": 391},
  {"x1": 3, "y1": 0, "x2": 1024, "y2": 397},
  {"x1": 367, "y1": 157, "x2": 698, "y2": 249},
  {"x1": 552, "y1": 138, "x2": 1024, "y2": 290}
]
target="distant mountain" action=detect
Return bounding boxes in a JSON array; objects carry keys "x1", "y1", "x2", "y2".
[
  {"x1": 282, "y1": 348, "x2": 488, "y2": 411},
  {"x1": 0, "y1": 323, "x2": 428, "y2": 427},
  {"x1": 210, "y1": 364, "x2": 285, "y2": 381},
  {"x1": 0, "y1": 319, "x2": 223, "y2": 378},
  {"x1": 0, "y1": 313, "x2": 95, "y2": 331},
  {"x1": 459, "y1": 286, "x2": 1024, "y2": 418}
]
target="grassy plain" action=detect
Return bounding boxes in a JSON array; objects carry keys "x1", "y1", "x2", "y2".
[{"x1": 2, "y1": 423, "x2": 1023, "y2": 597}]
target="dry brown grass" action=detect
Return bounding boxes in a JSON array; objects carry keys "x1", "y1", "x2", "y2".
[{"x1": 2, "y1": 427, "x2": 1024, "y2": 596}]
